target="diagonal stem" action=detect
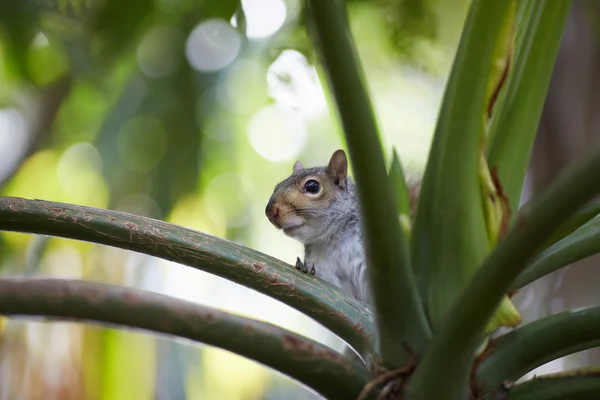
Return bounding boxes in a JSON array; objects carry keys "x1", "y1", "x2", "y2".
[
  {"x1": 0, "y1": 278, "x2": 373, "y2": 399},
  {"x1": 0, "y1": 196, "x2": 376, "y2": 360},
  {"x1": 507, "y1": 368, "x2": 600, "y2": 400},
  {"x1": 476, "y1": 306, "x2": 600, "y2": 391}
]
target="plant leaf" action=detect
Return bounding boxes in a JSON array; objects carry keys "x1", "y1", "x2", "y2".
[
  {"x1": 512, "y1": 214, "x2": 600, "y2": 290},
  {"x1": 487, "y1": 0, "x2": 572, "y2": 216},
  {"x1": 506, "y1": 368, "x2": 600, "y2": 400},
  {"x1": 539, "y1": 200, "x2": 600, "y2": 249},
  {"x1": 0, "y1": 278, "x2": 373, "y2": 399},
  {"x1": 409, "y1": 0, "x2": 513, "y2": 346},
  {"x1": 408, "y1": 139, "x2": 600, "y2": 399},
  {"x1": 0, "y1": 196, "x2": 376, "y2": 361},
  {"x1": 90, "y1": 0, "x2": 156, "y2": 60},
  {"x1": 389, "y1": 148, "x2": 413, "y2": 238},
  {"x1": 476, "y1": 307, "x2": 600, "y2": 392},
  {"x1": 304, "y1": 0, "x2": 431, "y2": 368}
]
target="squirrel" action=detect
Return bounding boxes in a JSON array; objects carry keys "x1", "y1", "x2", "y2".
[{"x1": 265, "y1": 149, "x2": 421, "y2": 306}]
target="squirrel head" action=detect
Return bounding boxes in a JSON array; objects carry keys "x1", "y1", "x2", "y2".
[{"x1": 265, "y1": 149, "x2": 356, "y2": 244}]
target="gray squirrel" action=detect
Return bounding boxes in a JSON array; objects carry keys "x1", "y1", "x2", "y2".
[{"x1": 265, "y1": 149, "x2": 420, "y2": 306}]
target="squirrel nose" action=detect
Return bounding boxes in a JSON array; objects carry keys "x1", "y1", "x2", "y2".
[{"x1": 265, "y1": 199, "x2": 279, "y2": 221}]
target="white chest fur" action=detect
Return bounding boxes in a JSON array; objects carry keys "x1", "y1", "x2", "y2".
[{"x1": 305, "y1": 236, "x2": 369, "y2": 304}]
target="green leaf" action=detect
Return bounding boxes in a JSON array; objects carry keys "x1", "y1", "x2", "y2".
[
  {"x1": 0, "y1": 0, "x2": 38, "y2": 81},
  {"x1": 304, "y1": 0, "x2": 430, "y2": 368},
  {"x1": 476, "y1": 307, "x2": 600, "y2": 392},
  {"x1": 512, "y1": 214, "x2": 600, "y2": 290},
  {"x1": 507, "y1": 368, "x2": 600, "y2": 400},
  {"x1": 90, "y1": 0, "x2": 156, "y2": 60},
  {"x1": 389, "y1": 148, "x2": 413, "y2": 237},
  {"x1": 410, "y1": 0, "x2": 510, "y2": 338},
  {"x1": 0, "y1": 278, "x2": 373, "y2": 399},
  {"x1": 409, "y1": 139, "x2": 600, "y2": 399},
  {"x1": 539, "y1": 200, "x2": 600, "y2": 249},
  {"x1": 487, "y1": 0, "x2": 572, "y2": 216},
  {"x1": 0, "y1": 196, "x2": 376, "y2": 362}
]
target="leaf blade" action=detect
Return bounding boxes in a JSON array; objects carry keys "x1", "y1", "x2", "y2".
[
  {"x1": 409, "y1": 140, "x2": 600, "y2": 399},
  {"x1": 409, "y1": 0, "x2": 513, "y2": 339},
  {"x1": 512, "y1": 214, "x2": 600, "y2": 290},
  {"x1": 487, "y1": 0, "x2": 572, "y2": 216}
]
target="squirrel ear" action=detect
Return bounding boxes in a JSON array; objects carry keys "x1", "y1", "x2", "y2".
[
  {"x1": 327, "y1": 149, "x2": 348, "y2": 188},
  {"x1": 293, "y1": 161, "x2": 304, "y2": 173}
]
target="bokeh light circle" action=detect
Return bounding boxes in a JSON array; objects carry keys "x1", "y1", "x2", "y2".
[{"x1": 185, "y1": 19, "x2": 242, "y2": 72}]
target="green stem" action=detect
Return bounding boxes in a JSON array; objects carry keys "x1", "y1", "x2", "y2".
[
  {"x1": 537, "y1": 200, "x2": 600, "y2": 250},
  {"x1": 0, "y1": 196, "x2": 375, "y2": 360},
  {"x1": 507, "y1": 368, "x2": 600, "y2": 400},
  {"x1": 304, "y1": 0, "x2": 430, "y2": 368},
  {"x1": 409, "y1": 141, "x2": 600, "y2": 399},
  {"x1": 476, "y1": 307, "x2": 600, "y2": 391},
  {"x1": 0, "y1": 278, "x2": 373, "y2": 399},
  {"x1": 512, "y1": 215, "x2": 600, "y2": 290}
]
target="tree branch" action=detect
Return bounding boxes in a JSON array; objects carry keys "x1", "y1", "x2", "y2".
[
  {"x1": 0, "y1": 278, "x2": 373, "y2": 399},
  {"x1": 0, "y1": 75, "x2": 73, "y2": 188},
  {"x1": 507, "y1": 368, "x2": 600, "y2": 400},
  {"x1": 476, "y1": 306, "x2": 600, "y2": 391},
  {"x1": 0, "y1": 196, "x2": 376, "y2": 360}
]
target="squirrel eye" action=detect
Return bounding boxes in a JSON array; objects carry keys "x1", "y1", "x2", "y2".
[{"x1": 304, "y1": 179, "x2": 320, "y2": 194}]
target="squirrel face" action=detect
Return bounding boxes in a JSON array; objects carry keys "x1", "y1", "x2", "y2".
[{"x1": 265, "y1": 149, "x2": 354, "y2": 244}]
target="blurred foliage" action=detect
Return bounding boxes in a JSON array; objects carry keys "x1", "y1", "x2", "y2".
[{"x1": 0, "y1": 0, "x2": 475, "y2": 398}]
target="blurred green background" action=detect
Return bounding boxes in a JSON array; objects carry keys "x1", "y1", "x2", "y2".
[{"x1": 0, "y1": 0, "x2": 598, "y2": 399}]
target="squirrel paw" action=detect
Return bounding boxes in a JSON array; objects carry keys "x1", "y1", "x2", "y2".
[
  {"x1": 295, "y1": 257, "x2": 309, "y2": 273},
  {"x1": 295, "y1": 257, "x2": 316, "y2": 275}
]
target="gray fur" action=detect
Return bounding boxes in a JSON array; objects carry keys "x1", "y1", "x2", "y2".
[{"x1": 271, "y1": 166, "x2": 371, "y2": 305}]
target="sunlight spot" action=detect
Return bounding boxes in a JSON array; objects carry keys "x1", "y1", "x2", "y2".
[
  {"x1": 239, "y1": 0, "x2": 287, "y2": 39},
  {"x1": 267, "y1": 50, "x2": 327, "y2": 117},
  {"x1": 0, "y1": 108, "x2": 29, "y2": 178},
  {"x1": 186, "y1": 19, "x2": 242, "y2": 72},
  {"x1": 247, "y1": 105, "x2": 307, "y2": 162}
]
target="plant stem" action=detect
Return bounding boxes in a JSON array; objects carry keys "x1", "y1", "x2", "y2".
[
  {"x1": 512, "y1": 214, "x2": 600, "y2": 290},
  {"x1": 507, "y1": 368, "x2": 600, "y2": 400},
  {"x1": 409, "y1": 141, "x2": 600, "y2": 399},
  {"x1": 476, "y1": 306, "x2": 600, "y2": 391},
  {"x1": 304, "y1": 0, "x2": 430, "y2": 368},
  {"x1": 0, "y1": 278, "x2": 373, "y2": 399},
  {"x1": 0, "y1": 196, "x2": 375, "y2": 360}
]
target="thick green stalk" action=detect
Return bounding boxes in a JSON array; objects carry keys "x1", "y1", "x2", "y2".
[
  {"x1": 512, "y1": 215, "x2": 600, "y2": 290},
  {"x1": 476, "y1": 307, "x2": 600, "y2": 391},
  {"x1": 0, "y1": 278, "x2": 373, "y2": 399},
  {"x1": 506, "y1": 367, "x2": 600, "y2": 400},
  {"x1": 304, "y1": 0, "x2": 430, "y2": 368},
  {"x1": 0, "y1": 196, "x2": 375, "y2": 360},
  {"x1": 507, "y1": 369, "x2": 600, "y2": 400},
  {"x1": 487, "y1": 0, "x2": 572, "y2": 215},
  {"x1": 409, "y1": 142, "x2": 600, "y2": 400}
]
